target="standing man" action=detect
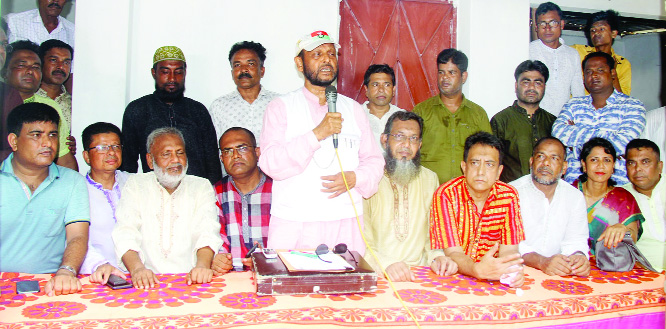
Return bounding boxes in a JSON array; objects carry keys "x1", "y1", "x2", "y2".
[
  {"x1": 430, "y1": 132, "x2": 525, "y2": 287},
  {"x1": 36, "y1": 39, "x2": 72, "y2": 129},
  {"x1": 491, "y1": 60, "x2": 556, "y2": 183},
  {"x1": 361, "y1": 64, "x2": 404, "y2": 146},
  {"x1": 624, "y1": 139, "x2": 664, "y2": 271},
  {"x1": 211, "y1": 127, "x2": 272, "y2": 274},
  {"x1": 413, "y1": 48, "x2": 491, "y2": 184},
  {"x1": 364, "y1": 111, "x2": 456, "y2": 281},
  {"x1": 529, "y1": 2, "x2": 585, "y2": 115},
  {"x1": 113, "y1": 127, "x2": 222, "y2": 288},
  {"x1": 5, "y1": 0, "x2": 75, "y2": 47},
  {"x1": 121, "y1": 46, "x2": 221, "y2": 184},
  {"x1": 512, "y1": 137, "x2": 590, "y2": 277},
  {"x1": 0, "y1": 103, "x2": 89, "y2": 296},
  {"x1": 209, "y1": 41, "x2": 280, "y2": 144},
  {"x1": 573, "y1": 10, "x2": 630, "y2": 95},
  {"x1": 79, "y1": 122, "x2": 129, "y2": 284},
  {"x1": 259, "y1": 30, "x2": 383, "y2": 252},
  {"x1": 552, "y1": 52, "x2": 645, "y2": 185},
  {"x1": 642, "y1": 107, "x2": 665, "y2": 164}
]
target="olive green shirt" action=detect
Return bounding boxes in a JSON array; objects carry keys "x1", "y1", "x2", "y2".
[
  {"x1": 413, "y1": 95, "x2": 491, "y2": 184},
  {"x1": 490, "y1": 101, "x2": 556, "y2": 183}
]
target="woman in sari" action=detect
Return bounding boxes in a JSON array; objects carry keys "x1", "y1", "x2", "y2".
[{"x1": 573, "y1": 137, "x2": 644, "y2": 253}]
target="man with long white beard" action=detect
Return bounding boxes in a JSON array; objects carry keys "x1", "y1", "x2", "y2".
[
  {"x1": 363, "y1": 111, "x2": 457, "y2": 281},
  {"x1": 112, "y1": 127, "x2": 222, "y2": 289}
]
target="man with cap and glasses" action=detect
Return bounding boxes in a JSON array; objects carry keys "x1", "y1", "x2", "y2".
[
  {"x1": 120, "y1": 46, "x2": 221, "y2": 184},
  {"x1": 258, "y1": 30, "x2": 383, "y2": 254}
]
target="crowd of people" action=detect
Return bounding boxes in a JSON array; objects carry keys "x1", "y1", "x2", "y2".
[{"x1": 0, "y1": 1, "x2": 664, "y2": 298}]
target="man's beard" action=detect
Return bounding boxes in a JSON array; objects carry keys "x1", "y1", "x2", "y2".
[
  {"x1": 517, "y1": 89, "x2": 543, "y2": 105},
  {"x1": 530, "y1": 166, "x2": 560, "y2": 185},
  {"x1": 153, "y1": 159, "x2": 188, "y2": 190},
  {"x1": 303, "y1": 61, "x2": 338, "y2": 87},
  {"x1": 385, "y1": 145, "x2": 421, "y2": 186},
  {"x1": 155, "y1": 83, "x2": 185, "y2": 103}
]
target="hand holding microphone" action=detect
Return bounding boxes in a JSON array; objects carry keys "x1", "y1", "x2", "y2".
[{"x1": 313, "y1": 86, "x2": 342, "y2": 144}]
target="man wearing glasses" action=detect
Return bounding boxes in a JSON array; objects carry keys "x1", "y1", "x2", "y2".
[
  {"x1": 211, "y1": 127, "x2": 272, "y2": 275},
  {"x1": 79, "y1": 122, "x2": 129, "y2": 284},
  {"x1": 529, "y1": 2, "x2": 584, "y2": 116}
]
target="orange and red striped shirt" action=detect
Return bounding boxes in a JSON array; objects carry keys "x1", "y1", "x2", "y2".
[{"x1": 430, "y1": 176, "x2": 524, "y2": 262}]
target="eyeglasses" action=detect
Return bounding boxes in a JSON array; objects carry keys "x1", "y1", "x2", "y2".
[
  {"x1": 88, "y1": 144, "x2": 122, "y2": 153},
  {"x1": 388, "y1": 134, "x2": 421, "y2": 144},
  {"x1": 220, "y1": 145, "x2": 253, "y2": 158},
  {"x1": 537, "y1": 20, "x2": 560, "y2": 29},
  {"x1": 315, "y1": 243, "x2": 357, "y2": 265}
]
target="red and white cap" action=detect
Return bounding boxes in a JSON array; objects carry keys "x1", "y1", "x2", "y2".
[{"x1": 296, "y1": 30, "x2": 341, "y2": 55}]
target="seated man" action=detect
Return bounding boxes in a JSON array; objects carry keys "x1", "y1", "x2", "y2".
[
  {"x1": 624, "y1": 139, "x2": 665, "y2": 271},
  {"x1": 364, "y1": 111, "x2": 457, "y2": 281},
  {"x1": 0, "y1": 103, "x2": 89, "y2": 296},
  {"x1": 212, "y1": 127, "x2": 272, "y2": 274},
  {"x1": 80, "y1": 122, "x2": 130, "y2": 283},
  {"x1": 430, "y1": 132, "x2": 525, "y2": 287},
  {"x1": 512, "y1": 137, "x2": 590, "y2": 276},
  {"x1": 112, "y1": 127, "x2": 222, "y2": 289}
]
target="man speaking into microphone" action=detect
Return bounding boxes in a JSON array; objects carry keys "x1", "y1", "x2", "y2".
[{"x1": 259, "y1": 30, "x2": 383, "y2": 252}]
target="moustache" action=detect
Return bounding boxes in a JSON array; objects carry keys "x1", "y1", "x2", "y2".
[
  {"x1": 167, "y1": 163, "x2": 183, "y2": 170},
  {"x1": 238, "y1": 72, "x2": 252, "y2": 79},
  {"x1": 48, "y1": 2, "x2": 62, "y2": 9},
  {"x1": 51, "y1": 69, "x2": 66, "y2": 76},
  {"x1": 537, "y1": 166, "x2": 554, "y2": 175}
]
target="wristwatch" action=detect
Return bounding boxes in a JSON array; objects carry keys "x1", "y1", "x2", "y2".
[{"x1": 58, "y1": 265, "x2": 78, "y2": 276}]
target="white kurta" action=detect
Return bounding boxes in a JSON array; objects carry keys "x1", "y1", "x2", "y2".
[
  {"x1": 113, "y1": 172, "x2": 222, "y2": 274},
  {"x1": 624, "y1": 178, "x2": 666, "y2": 272}
]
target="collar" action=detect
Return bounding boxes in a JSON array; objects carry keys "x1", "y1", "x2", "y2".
[
  {"x1": 31, "y1": 9, "x2": 63, "y2": 30},
  {"x1": 301, "y1": 86, "x2": 322, "y2": 105},
  {"x1": 435, "y1": 94, "x2": 470, "y2": 112},
  {"x1": 460, "y1": 177, "x2": 499, "y2": 205},
  {"x1": 229, "y1": 171, "x2": 267, "y2": 197},
  {"x1": 233, "y1": 85, "x2": 267, "y2": 100},
  {"x1": 537, "y1": 38, "x2": 567, "y2": 50},
  {"x1": 36, "y1": 85, "x2": 69, "y2": 99},
  {"x1": 1, "y1": 153, "x2": 60, "y2": 185},
  {"x1": 86, "y1": 170, "x2": 120, "y2": 190},
  {"x1": 150, "y1": 171, "x2": 185, "y2": 195},
  {"x1": 511, "y1": 100, "x2": 544, "y2": 116}
]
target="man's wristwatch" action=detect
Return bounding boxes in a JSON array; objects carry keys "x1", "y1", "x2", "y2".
[{"x1": 58, "y1": 265, "x2": 78, "y2": 276}]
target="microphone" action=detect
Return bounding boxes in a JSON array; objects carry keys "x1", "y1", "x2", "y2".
[{"x1": 325, "y1": 85, "x2": 338, "y2": 148}]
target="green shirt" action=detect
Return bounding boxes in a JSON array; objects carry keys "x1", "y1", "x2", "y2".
[
  {"x1": 490, "y1": 101, "x2": 556, "y2": 183},
  {"x1": 413, "y1": 95, "x2": 491, "y2": 184}
]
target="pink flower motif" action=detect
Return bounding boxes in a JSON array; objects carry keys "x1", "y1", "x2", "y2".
[
  {"x1": 21, "y1": 301, "x2": 86, "y2": 319},
  {"x1": 219, "y1": 292, "x2": 276, "y2": 310},
  {"x1": 397, "y1": 289, "x2": 447, "y2": 304},
  {"x1": 541, "y1": 280, "x2": 593, "y2": 295}
]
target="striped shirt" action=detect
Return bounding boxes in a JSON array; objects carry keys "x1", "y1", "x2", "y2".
[
  {"x1": 430, "y1": 176, "x2": 525, "y2": 262},
  {"x1": 552, "y1": 90, "x2": 646, "y2": 185},
  {"x1": 214, "y1": 173, "x2": 272, "y2": 271}
]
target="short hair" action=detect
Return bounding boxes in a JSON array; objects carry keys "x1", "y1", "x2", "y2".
[
  {"x1": 38, "y1": 39, "x2": 74, "y2": 64},
  {"x1": 7, "y1": 103, "x2": 60, "y2": 136},
  {"x1": 625, "y1": 138, "x2": 661, "y2": 159},
  {"x1": 220, "y1": 127, "x2": 257, "y2": 148},
  {"x1": 2, "y1": 40, "x2": 40, "y2": 77},
  {"x1": 228, "y1": 41, "x2": 267, "y2": 67},
  {"x1": 533, "y1": 136, "x2": 566, "y2": 157},
  {"x1": 582, "y1": 51, "x2": 615, "y2": 70},
  {"x1": 463, "y1": 131, "x2": 504, "y2": 165},
  {"x1": 82, "y1": 122, "x2": 122, "y2": 150},
  {"x1": 585, "y1": 10, "x2": 620, "y2": 46},
  {"x1": 578, "y1": 137, "x2": 617, "y2": 185},
  {"x1": 535, "y1": 2, "x2": 563, "y2": 20},
  {"x1": 363, "y1": 64, "x2": 396, "y2": 86},
  {"x1": 382, "y1": 111, "x2": 424, "y2": 138},
  {"x1": 436, "y1": 48, "x2": 468, "y2": 73},
  {"x1": 146, "y1": 127, "x2": 186, "y2": 153},
  {"x1": 514, "y1": 60, "x2": 549, "y2": 83}
]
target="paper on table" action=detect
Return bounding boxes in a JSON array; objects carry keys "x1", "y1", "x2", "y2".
[{"x1": 278, "y1": 251, "x2": 355, "y2": 272}]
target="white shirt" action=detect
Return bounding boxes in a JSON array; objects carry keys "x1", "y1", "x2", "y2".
[
  {"x1": 641, "y1": 107, "x2": 666, "y2": 165},
  {"x1": 362, "y1": 101, "x2": 405, "y2": 148},
  {"x1": 6, "y1": 9, "x2": 75, "y2": 47},
  {"x1": 112, "y1": 172, "x2": 222, "y2": 274},
  {"x1": 624, "y1": 177, "x2": 666, "y2": 271},
  {"x1": 512, "y1": 175, "x2": 590, "y2": 258},
  {"x1": 529, "y1": 39, "x2": 585, "y2": 116},
  {"x1": 208, "y1": 86, "x2": 280, "y2": 145}
]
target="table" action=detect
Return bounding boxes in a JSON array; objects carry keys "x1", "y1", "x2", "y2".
[{"x1": 1, "y1": 264, "x2": 664, "y2": 328}]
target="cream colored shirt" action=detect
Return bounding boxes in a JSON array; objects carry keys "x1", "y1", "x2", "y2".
[
  {"x1": 363, "y1": 166, "x2": 444, "y2": 274},
  {"x1": 624, "y1": 177, "x2": 666, "y2": 272},
  {"x1": 113, "y1": 172, "x2": 222, "y2": 274}
]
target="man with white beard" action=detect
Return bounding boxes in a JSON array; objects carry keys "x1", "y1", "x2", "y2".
[
  {"x1": 511, "y1": 137, "x2": 590, "y2": 277},
  {"x1": 363, "y1": 111, "x2": 457, "y2": 281},
  {"x1": 112, "y1": 127, "x2": 222, "y2": 289}
]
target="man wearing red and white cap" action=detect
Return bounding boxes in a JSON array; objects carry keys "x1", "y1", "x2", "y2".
[{"x1": 258, "y1": 31, "x2": 384, "y2": 253}]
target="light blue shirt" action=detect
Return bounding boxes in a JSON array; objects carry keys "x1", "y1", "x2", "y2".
[{"x1": 0, "y1": 154, "x2": 90, "y2": 273}]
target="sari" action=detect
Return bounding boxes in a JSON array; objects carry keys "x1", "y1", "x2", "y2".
[{"x1": 573, "y1": 180, "x2": 645, "y2": 253}]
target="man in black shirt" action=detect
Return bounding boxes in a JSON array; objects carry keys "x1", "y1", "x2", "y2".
[{"x1": 120, "y1": 46, "x2": 221, "y2": 184}]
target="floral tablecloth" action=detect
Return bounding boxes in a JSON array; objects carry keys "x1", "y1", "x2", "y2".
[{"x1": 1, "y1": 264, "x2": 664, "y2": 328}]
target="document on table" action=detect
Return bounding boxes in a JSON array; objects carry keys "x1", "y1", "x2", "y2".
[{"x1": 278, "y1": 251, "x2": 355, "y2": 272}]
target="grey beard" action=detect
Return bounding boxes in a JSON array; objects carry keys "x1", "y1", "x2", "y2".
[
  {"x1": 153, "y1": 159, "x2": 188, "y2": 190},
  {"x1": 385, "y1": 149, "x2": 421, "y2": 186},
  {"x1": 530, "y1": 167, "x2": 560, "y2": 186}
]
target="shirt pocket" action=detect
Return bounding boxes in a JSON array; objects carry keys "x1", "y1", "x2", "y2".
[{"x1": 42, "y1": 207, "x2": 66, "y2": 238}]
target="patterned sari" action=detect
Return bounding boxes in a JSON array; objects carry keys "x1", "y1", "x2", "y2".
[{"x1": 573, "y1": 180, "x2": 645, "y2": 253}]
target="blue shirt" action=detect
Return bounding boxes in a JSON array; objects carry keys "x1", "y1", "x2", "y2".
[
  {"x1": 552, "y1": 90, "x2": 646, "y2": 185},
  {"x1": 0, "y1": 154, "x2": 90, "y2": 273}
]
